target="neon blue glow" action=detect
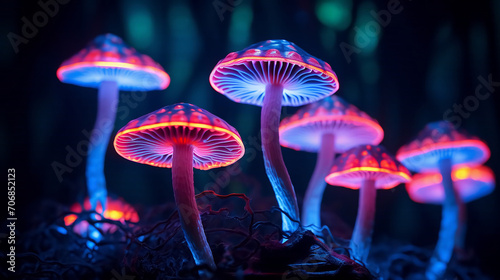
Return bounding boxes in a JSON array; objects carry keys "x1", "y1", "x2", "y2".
[
  {"x1": 398, "y1": 121, "x2": 489, "y2": 172},
  {"x1": 56, "y1": 226, "x2": 68, "y2": 235},
  {"x1": 426, "y1": 158, "x2": 459, "y2": 279},
  {"x1": 301, "y1": 133, "x2": 335, "y2": 236},
  {"x1": 86, "y1": 80, "x2": 118, "y2": 213},
  {"x1": 261, "y1": 84, "x2": 300, "y2": 235}
]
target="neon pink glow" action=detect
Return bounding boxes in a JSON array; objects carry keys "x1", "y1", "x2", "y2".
[
  {"x1": 114, "y1": 103, "x2": 245, "y2": 170},
  {"x1": 57, "y1": 61, "x2": 170, "y2": 90},
  {"x1": 279, "y1": 96, "x2": 383, "y2": 153},
  {"x1": 64, "y1": 196, "x2": 139, "y2": 234},
  {"x1": 57, "y1": 33, "x2": 169, "y2": 91},
  {"x1": 326, "y1": 145, "x2": 411, "y2": 189},
  {"x1": 407, "y1": 165, "x2": 495, "y2": 204},
  {"x1": 209, "y1": 39, "x2": 339, "y2": 107},
  {"x1": 397, "y1": 121, "x2": 490, "y2": 172}
]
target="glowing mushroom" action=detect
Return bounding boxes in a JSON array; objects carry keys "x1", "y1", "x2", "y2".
[
  {"x1": 326, "y1": 145, "x2": 411, "y2": 263},
  {"x1": 114, "y1": 103, "x2": 245, "y2": 270},
  {"x1": 396, "y1": 121, "x2": 490, "y2": 279},
  {"x1": 279, "y1": 96, "x2": 383, "y2": 236},
  {"x1": 64, "y1": 196, "x2": 139, "y2": 238},
  {"x1": 57, "y1": 33, "x2": 170, "y2": 213},
  {"x1": 407, "y1": 165, "x2": 495, "y2": 252},
  {"x1": 210, "y1": 39, "x2": 339, "y2": 234}
]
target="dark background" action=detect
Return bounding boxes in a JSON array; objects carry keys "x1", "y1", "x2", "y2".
[{"x1": 2, "y1": 0, "x2": 499, "y2": 277}]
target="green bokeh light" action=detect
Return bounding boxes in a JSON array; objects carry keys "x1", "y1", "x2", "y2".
[
  {"x1": 316, "y1": 0, "x2": 352, "y2": 31},
  {"x1": 351, "y1": 1, "x2": 379, "y2": 54},
  {"x1": 229, "y1": 3, "x2": 253, "y2": 50},
  {"x1": 125, "y1": 4, "x2": 154, "y2": 49}
]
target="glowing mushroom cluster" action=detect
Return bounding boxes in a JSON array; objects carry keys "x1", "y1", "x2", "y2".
[
  {"x1": 397, "y1": 121, "x2": 490, "y2": 279},
  {"x1": 53, "y1": 35, "x2": 495, "y2": 278},
  {"x1": 280, "y1": 96, "x2": 383, "y2": 235}
]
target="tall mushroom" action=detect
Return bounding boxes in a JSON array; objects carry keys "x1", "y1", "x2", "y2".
[
  {"x1": 396, "y1": 121, "x2": 490, "y2": 279},
  {"x1": 279, "y1": 96, "x2": 383, "y2": 235},
  {"x1": 57, "y1": 33, "x2": 170, "y2": 212},
  {"x1": 210, "y1": 39, "x2": 339, "y2": 234},
  {"x1": 406, "y1": 165, "x2": 495, "y2": 252},
  {"x1": 325, "y1": 145, "x2": 411, "y2": 263},
  {"x1": 114, "y1": 103, "x2": 245, "y2": 270}
]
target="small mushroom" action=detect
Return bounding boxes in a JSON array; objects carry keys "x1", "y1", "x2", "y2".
[
  {"x1": 326, "y1": 145, "x2": 410, "y2": 263},
  {"x1": 279, "y1": 96, "x2": 383, "y2": 236},
  {"x1": 64, "y1": 196, "x2": 139, "y2": 237},
  {"x1": 406, "y1": 165, "x2": 495, "y2": 252},
  {"x1": 57, "y1": 34, "x2": 170, "y2": 212},
  {"x1": 397, "y1": 121, "x2": 490, "y2": 279},
  {"x1": 210, "y1": 39, "x2": 339, "y2": 234},
  {"x1": 114, "y1": 103, "x2": 245, "y2": 270}
]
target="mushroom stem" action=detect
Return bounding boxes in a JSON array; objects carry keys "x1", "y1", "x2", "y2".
[
  {"x1": 301, "y1": 133, "x2": 336, "y2": 236},
  {"x1": 172, "y1": 144, "x2": 216, "y2": 271},
  {"x1": 86, "y1": 80, "x2": 118, "y2": 212},
  {"x1": 426, "y1": 158, "x2": 459, "y2": 279},
  {"x1": 350, "y1": 178, "x2": 376, "y2": 263},
  {"x1": 261, "y1": 83, "x2": 300, "y2": 234}
]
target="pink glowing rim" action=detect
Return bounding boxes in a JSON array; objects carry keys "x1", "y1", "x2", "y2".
[
  {"x1": 326, "y1": 145, "x2": 411, "y2": 190},
  {"x1": 114, "y1": 121, "x2": 245, "y2": 169},
  {"x1": 210, "y1": 56, "x2": 339, "y2": 94},
  {"x1": 397, "y1": 139, "x2": 490, "y2": 166},
  {"x1": 326, "y1": 166, "x2": 412, "y2": 190},
  {"x1": 57, "y1": 61, "x2": 170, "y2": 89},
  {"x1": 280, "y1": 115, "x2": 384, "y2": 152},
  {"x1": 406, "y1": 165, "x2": 495, "y2": 204}
]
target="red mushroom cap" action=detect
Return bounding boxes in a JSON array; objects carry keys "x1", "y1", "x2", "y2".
[
  {"x1": 326, "y1": 145, "x2": 411, "y2": 190},
  {"x1": 397, "y1": 121, "x2": 490, "y2": 172},
  {"x1": 279, "y1": 96, "x2": 383, "y2": 153},
  {"x1": 57, "y1": 33, "x2": 170, "y2": 91},
  {"x1": 210, "y1": 39, "x2": 339, "y2": 107},
  {"x1": 114, "y1": 103, "x2": 245, "y2": 170},
  {"x1": 406, "y1": 165, "x2": 495, "y2": 204}
]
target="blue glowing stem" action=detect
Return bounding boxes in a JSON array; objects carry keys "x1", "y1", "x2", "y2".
[
  {"x1": 172, "y1": 144, "x2": 216, "y2": 271},
  {"x1": 350, "y1": 179, "x2": 376, "y2": 263},
  {"x1": 86, "y1": 80, "x2": 118, "y2": 213},
  {"x1": 301, "y1": 133, "x2": 335, "y2": 236},
  {"x1": 261, "y1": 84, "x2": 300, "y2": 234},
  {"x1": 426, "y1": 158, "x2": 459, "y2": 279}
]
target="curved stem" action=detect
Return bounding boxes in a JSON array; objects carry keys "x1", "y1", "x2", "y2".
[
  {"x1": 426, "y1": 158, "x2": 459, "y2": 279},
  {"x1": 172, "y1": 144, "x2": 216, "y2": 271},
  {"x1": 301, "y1": 133, "x2": 336, "y2": 236},
  {"x1": 261, "y1": 83, "x2": 300, "y2": 234},
  {"x1": 86, "y1": 80, "x2": 118, "y2": 212},
  {"x1": 350, "y1": 179, "x2": 376, "y2": 263}
]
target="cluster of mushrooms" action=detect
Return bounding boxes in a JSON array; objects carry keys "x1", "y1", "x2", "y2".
[{"x1": 57, "y1": 34, "x2": 494, "y2": 279}]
